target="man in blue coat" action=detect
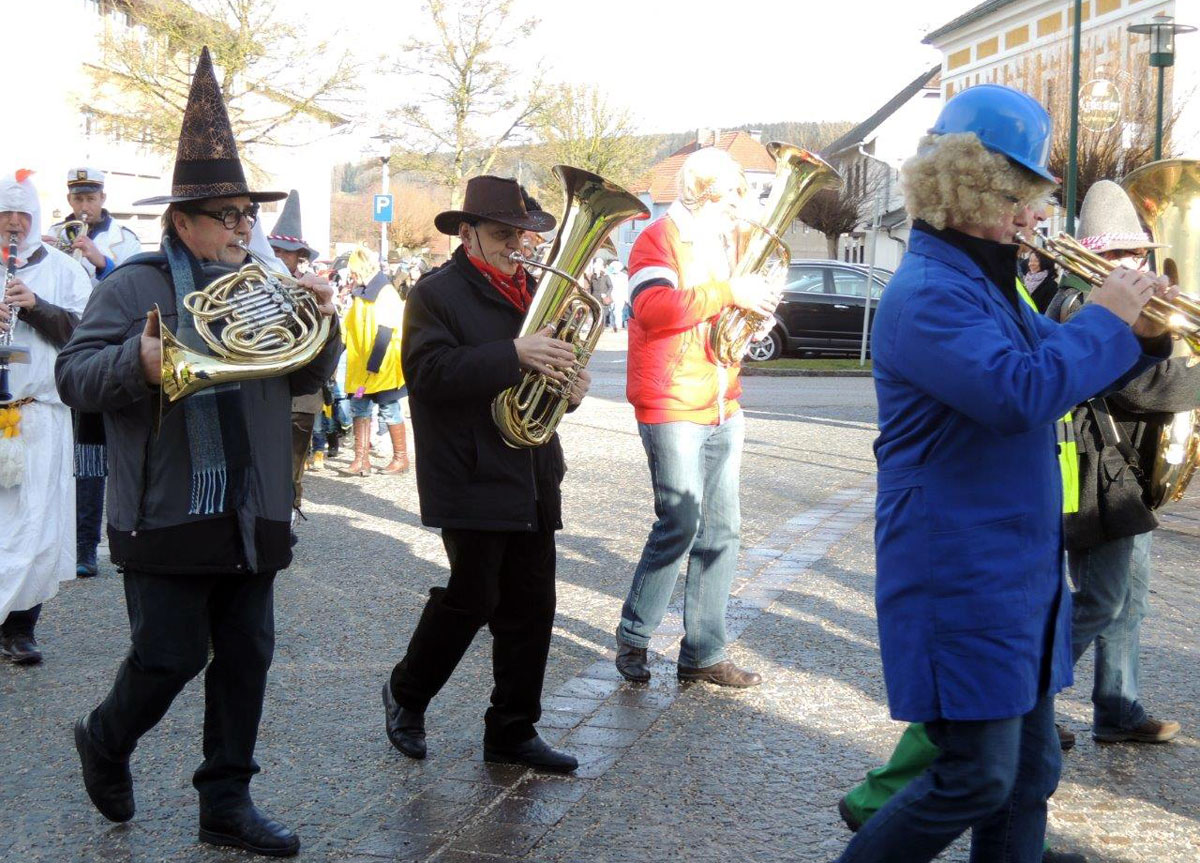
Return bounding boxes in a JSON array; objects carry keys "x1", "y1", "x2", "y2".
[{"x1": 837, "y1": 85, "x2": 1176, "y2": 863}]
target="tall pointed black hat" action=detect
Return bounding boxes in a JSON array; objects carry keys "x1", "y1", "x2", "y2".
[
  {"x1": 267, "y1": 190, "x2": 320, "y2": 259},
  {"x1": 134, "y1": 47, "x2": 286, "y2": 206}
]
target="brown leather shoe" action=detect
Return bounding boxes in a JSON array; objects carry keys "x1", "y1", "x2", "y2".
[
  {"x1": 1056, "y1": 723, "x2": 1076, "y2": 751},
  {"x1": 1093, "y1": 716, "x2": 1181, "y2": 743},
  {"x1": 615, "y1": 643, "x2": 650, "y2": 683},
  {"x1": 677, "y1": 660, "x2": 762, "y2": 688}
]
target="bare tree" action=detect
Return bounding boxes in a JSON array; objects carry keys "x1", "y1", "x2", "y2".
[
  {"x1": 531, "y1": 84, "x2": 656, "y2": 198},
  {"x1": 387, "y1": 0, "x2": 545, "y2": 207},
  {"x1": 798, "y1": 164, "x2": 880, "y2": 258},
  {"x1": 1039, "y1": 51, "x2": 1179, "y2": 214},
  {"x1": 330, "y1": 181, "x2": 445, "y2": 258},
  {"x1": 89, "y1": 0, "x2": 357, "y2": 172}
]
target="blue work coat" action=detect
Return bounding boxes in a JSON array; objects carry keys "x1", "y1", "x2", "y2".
[{"x1": 871, "y1": 228, "x2": 1165, "y2": 722}]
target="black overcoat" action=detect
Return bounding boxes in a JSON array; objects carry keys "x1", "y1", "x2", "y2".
[{"x1": 402, "y1": 248, "x2": 566, "y2": 532}]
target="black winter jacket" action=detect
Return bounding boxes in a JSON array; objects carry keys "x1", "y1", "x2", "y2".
[{"x1": 402, "y1": 247, "x2": 566, "y2": 532}]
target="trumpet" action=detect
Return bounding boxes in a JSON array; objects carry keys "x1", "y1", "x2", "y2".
[{"x1": 1021, "y1": 232, "x2": 1200, "y2": 349}]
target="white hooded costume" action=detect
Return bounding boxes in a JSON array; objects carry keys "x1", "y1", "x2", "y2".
[{"x1": 0, "y1": 171, "x2": 92, "y2": 619}]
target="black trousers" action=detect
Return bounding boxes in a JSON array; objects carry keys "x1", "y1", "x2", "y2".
[
  {"x1": 87, "y1": 569, "x2": 276, "y2": 812},
  {"x1": 390, "y1": 527, "x2": 556, "y2": 746},
  {"x1": 1, "y1": 603, "x2": 41, "y2": 636}
]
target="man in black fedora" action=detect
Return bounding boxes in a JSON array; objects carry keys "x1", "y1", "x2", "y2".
[
  {"x1": 381, "y1": 174, "x2": 589, "y2": 772},
  {"x1": 57, "y1": 47, "x2": 341, "y2": 857}
]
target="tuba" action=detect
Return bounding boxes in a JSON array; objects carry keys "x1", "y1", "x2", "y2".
[
  {"x1": 491, "y1": 166, "x2": 648, "y2": 448},
  {"x1": 710, "y1": 143, "x2": 842, "y2": 364},
  {"x1": 1122, "y1": 159, "x2": 1200, "y2": 508},
  {"x1": 159, "y1": 241, "x2": 331, "y2": 403}
]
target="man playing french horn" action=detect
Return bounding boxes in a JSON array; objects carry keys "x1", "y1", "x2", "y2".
[
  {"x1": 614, "y1": 147, "x2": 778, "y2": 688},
  {"x1": 381, "y1": 174, "x2": 588, "y2": 773},
  {"x1": 55, "y1": 48, "x2": 340, "y2": 858}
]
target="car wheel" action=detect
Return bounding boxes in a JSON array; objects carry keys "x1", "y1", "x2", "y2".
[{"x1": 745, "y1": 329, "x2": 783, "y2": 362}]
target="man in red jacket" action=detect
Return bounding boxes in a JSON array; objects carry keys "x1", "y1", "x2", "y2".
[{"x1": 614, "y1": 147, "x2": 778, "y2": 687}]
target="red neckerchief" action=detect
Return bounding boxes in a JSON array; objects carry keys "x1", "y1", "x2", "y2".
[{"x1": 469, "y1": 253, "x2": 530, "y2": 312}]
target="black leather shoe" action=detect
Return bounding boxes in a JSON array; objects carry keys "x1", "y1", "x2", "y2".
[
  {"x1": 199, "y1": 804, "x2": 300, "y2": 857},
  {"x1": 77, "y1": 546, "x2": 99, "y2": 578},
  {"x1": 1043, "y1": 851, "x2": 1088, "y2": 863},
  {"x1": 382, "y1": 683, "x2": 426, "y2": 759},
  {"x1": 677, "y1": 660, "x2": 762, "y2": 688},
  {"x1": 483, "y1": 735, "x2": 578, "y2": 773},
  {"x1": 838, "y1": 796, "x2": 862, "y2": 832},
  {"x1": 74, "y1": 716, "x2": 134, "y2": 823},
  {"x1": 2, "y1": 633, "x2": 42, "y2": 665},
  {"x1": 615, "y1": 642, "x2": 650, "y2": 683}
]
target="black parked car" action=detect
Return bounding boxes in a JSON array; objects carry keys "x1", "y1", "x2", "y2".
[{"x1": 745, "y1": 260, "x2": 892, "y2": 361}]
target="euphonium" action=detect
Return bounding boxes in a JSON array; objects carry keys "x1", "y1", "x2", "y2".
[
  {"x1": 159, "y1": 241, "x2": 331, "y2": 403},
  {"x1": 491, "y1": 166, "x2": 648, "y2": 448},
  {"x1": 1123, "y1": 158, "x2": 1200, "y2": 508},
  {"x1": 710, "y1": 143, "x2": 842, "y2": 364}
]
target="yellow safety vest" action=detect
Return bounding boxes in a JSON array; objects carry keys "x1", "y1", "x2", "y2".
[{"x1": 1016, "y1": 279, "x2": 1079, "y2": 514}]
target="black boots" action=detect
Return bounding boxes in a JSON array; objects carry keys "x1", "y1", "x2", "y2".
[
  {"x1": 199, "y1": 803, "x2": 300, "y2": 857},
  {"x1": 382, "y1": 683, "x2": 427, "y2": 759},
  {"x1": 483, "y1": 735, "x2": 578, "y2": 773},
  {"x1": 74, "y1": 716, "x2": 135, "y2": 823}
]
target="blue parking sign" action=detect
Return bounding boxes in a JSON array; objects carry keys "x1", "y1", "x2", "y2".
[{"x1": 373, "y1": 194, "x2": 394, "y2": 222}]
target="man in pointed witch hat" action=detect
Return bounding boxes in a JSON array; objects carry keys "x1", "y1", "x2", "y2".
[
  {"x1": 267, "y1": 190, "x2": 334, "y2": 520},
  {"x1": 56, "y1": 47, "x2": 341, "y2": 858}
]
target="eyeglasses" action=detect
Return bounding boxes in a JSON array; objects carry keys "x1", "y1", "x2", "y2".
[{"x1": 192, "y1": 204, "x2": 259, "y2": 230}]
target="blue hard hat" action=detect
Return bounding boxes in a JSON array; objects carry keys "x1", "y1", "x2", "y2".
[{"x1": 930, "y1": 84, "x2": 1055, "y2": 183}]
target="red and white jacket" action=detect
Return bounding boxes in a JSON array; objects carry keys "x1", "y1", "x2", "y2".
[{"x1": 626, "y1": 202, "x2": 742, "y2": 425}]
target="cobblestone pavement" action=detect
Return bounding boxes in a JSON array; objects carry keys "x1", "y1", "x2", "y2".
[{"x1": 1, "y1": 330, "x2": 1196, "y2": 862}]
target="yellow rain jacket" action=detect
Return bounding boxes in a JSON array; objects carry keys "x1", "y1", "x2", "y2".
[{"x1": 344, "y1": 271, "x2": 405, "y2": 395}]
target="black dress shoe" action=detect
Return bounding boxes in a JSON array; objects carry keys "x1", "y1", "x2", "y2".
[
  {"x1": 838, "y1": 796, "x2": 862, "y2": 832},
  {"x1": 677, "y1": 660, "x2": 762, "y2": 688},
  {"x1": 483, "y1": 735, "x2": 578, "y2": 773},
  {"x1": 199, "y1": 804, "x2": 300, "y2": 857},
  {"x1": 74, "y1": 716, "x2": 134, "y2": 823},
  {"x1": 1, "y1": 633, "x2": 42, "y2": 665},
  {"x1": 382, "y1": 683, "x2": 426, "y2": 759},
  {"x1": 615, "y1": 642, "x2": 650, "y2": 683},
  {"x1": 1043, "y1": 851, "x2": 1088, "y2": 863}
]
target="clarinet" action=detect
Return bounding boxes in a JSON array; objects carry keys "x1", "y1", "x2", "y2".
[{"x1": 0, "y1": 232, "x2": 20, "y2": 402}]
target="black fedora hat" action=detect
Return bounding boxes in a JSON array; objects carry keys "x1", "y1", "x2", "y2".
[
  {"x1": 434, "y1": 175, "x2": 556, "y2": 236},
  {"x1": 134, "y1": 47, "x2": 286, "y2": 207}
]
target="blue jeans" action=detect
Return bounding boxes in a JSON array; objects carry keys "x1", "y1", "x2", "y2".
[
  {"x1": 312, "y1": 382, "x2": 351, "y2": 451},
  {"x1": 348, "y1": 393, "x2": 404, "y2": 424},
  {"x1": 617, "y1": 414, "x2": 743, "y2": 668},
  {"x1": 837, "y1": 695, "x2": 1061, "y2": 863},
  {"x1": 1069, "y1": 531, "x2": 1151, "y2": 732}
]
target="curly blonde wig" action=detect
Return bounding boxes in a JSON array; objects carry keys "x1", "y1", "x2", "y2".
[{"x1": 901, "y1": 133, "x2": 1054, "y2": 231}]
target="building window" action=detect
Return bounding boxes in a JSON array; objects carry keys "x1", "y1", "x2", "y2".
[
  {"x1": 977, "y1": 36, "x2": 999, "y2": 59},
  {"x1": 1096, "y1": 0, "x2": 1120, "y2": 13},
  {"x1": 1006, "y1": 25, "x2": 1029, "y2": 49},
  {"x1": 1038, "y1": 11, "x2": 1062, "y2": 37},
  {"x1": 1068, "y1": 1, "x2": 1092, "y2": 27},
  {"x1": 948, "y1": 47, "x2": 971, "y2": 70}
]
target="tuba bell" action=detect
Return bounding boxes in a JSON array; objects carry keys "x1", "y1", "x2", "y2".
[
  {"x1": 159, "y1": 241, "x2": 331, "y2": 403},
  {"x1": 710, "y1": 143, "x2": 842, "y2": 364},
  {"x1": 1122, "y1": 158, "x2": 1200, "y2": 508},
  {"x1": 491, "y1": 166, "x2": 648, "y2": 448}
]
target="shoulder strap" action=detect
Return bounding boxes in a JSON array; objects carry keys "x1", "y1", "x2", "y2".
[{"x1": 1087, "y1": 397, "x2": 1144, "y2": 475}]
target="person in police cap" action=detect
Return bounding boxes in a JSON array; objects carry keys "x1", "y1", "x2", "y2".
[
  {"x1": 380, "y1": 174, "x2": 589, "y2": 773},
  {"x1": 45, "y1": 168, "x2": 140, "y2": 286},
  {"x1": 836, "y1": 84, "x2": 1176, "y2": 863},
  {"x1": 45, "y1": 168, "x2": 141, "y2": 577},
  {"x1": 57, "y1": 47, "x2": 340, "y2": 857}
]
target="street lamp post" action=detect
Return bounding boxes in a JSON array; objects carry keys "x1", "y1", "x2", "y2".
[
  {"x1": 371, "y1": 133, "x2": 400, "y2": 271},
  {"x1": 855, "y1": 146, "x2": 893, "y2": 367},
  {"x1": 1128, "y1": 12, "x2": 1196, "y2": 161},
  {"x1": 1066, "y1": 0, "x2": 1083, "y2": 235}
]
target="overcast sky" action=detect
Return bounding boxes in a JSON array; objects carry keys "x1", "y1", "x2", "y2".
[{"x1": 300, "y1": 0, "x2": 980, "y2": 148}]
